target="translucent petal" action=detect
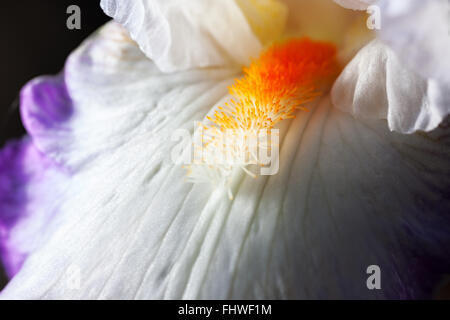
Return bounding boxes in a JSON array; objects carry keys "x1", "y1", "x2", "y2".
[
  {"x1": 0, "y1": 139, "x2": 66, "y2": 278},
  {"x1": 332, "y1": 40, "x2": 450, "y2": 133},
  {"x1": 377, "y1": 0, "x2": 450, "y2": 84},
  {"x1": 100, "y1": 0, "x2": 266, "y2": 72}
]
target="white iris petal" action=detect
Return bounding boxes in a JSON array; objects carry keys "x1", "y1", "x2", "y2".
[
  {"x1": 100, "y1": 0, "x2": 263, "y2": 72},
  {"x1": 377, "y1": 0, "x2": 450, "y2": 84},
  {"x1": 332, "y1": 0, "x2": 450, "y2": 133},
  {"x1": 1, "y1": 1, "x2": 449, "y2": 299},
  {"x1": 3, "y1": 87, "x2": 449, "y2": 299},
  {"x1": 332, "y1": 40, "x2": 450, "y2": 133}
]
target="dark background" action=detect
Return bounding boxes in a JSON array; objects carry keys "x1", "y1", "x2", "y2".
[
  {"x1": 0, "y1": 0, "x2": 109, "y2": 290},
  {"x1": 0, "y1": 0, "x2": 109, "y2": 147}
]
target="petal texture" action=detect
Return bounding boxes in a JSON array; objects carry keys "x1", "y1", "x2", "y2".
[
  {"x1": 1, "y1": 21, "x2": 239, "y2": 283},
  {"x1": 1, "y1": 19, "x2": 449, "y2": 300},
  {"x1": 20, "y1": 22, "x2": 240, "y2": 171},
  {"x1": 332, "y1": 40, "x2": 450, "y2": 133},
  {"x1": 99, "y1": 0, "x2": 268, "y2": 72},
  {"x1": 377, "y1": 0, "x2": 450, "y2": 84},
  {"x1": 2, "y1": 92, "x2": 449, "y2": 299},
  {"x1": 0, "y1": 138, "x2": 66, "y2": 278}
]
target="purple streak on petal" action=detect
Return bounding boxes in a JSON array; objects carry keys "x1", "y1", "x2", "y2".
[
  {"x1": 20, "y1": 75, "x2": 74, "y2": 164},
  {"x1": 0, "y1": 75, "x2": 74, "y2": 280},
  {"x1": 20, "y1": 75, "x2": 73, "y2": 131},
  {"x1": 0, "y1": 138, "x2": 54, "y2": 278}
]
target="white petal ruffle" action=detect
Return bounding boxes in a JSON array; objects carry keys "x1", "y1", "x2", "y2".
[
  {"x1": 332, "y1": 40, "x2": 450, "y2": 133},
  {"x1": 377, "y1": 0, "x2": 450, "y2": 84},
  {"x1": 100, "y1": 0, "x2": 264, "y2": 72}
]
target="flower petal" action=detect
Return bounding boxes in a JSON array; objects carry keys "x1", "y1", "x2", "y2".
[
  {"x1": 99, "y1": 0, "x2": 275, "y2": 72},
  {"x1": 2, "y1": 12, "x2": 449, "y2": 299},
  {"x1": 2, "y1": 93, "x2": 449, "y2": 299},
  {"x1": 1, "y1": 21, "x2": 239, "y2": 284},
  {"x1": 331, "y1": 40, "x2": 450, "y2": 133},
  {"x1": 0, "y1": 138, "x2": 66, "y2": 278},
  {"x1": 20, "y1": 22, "x2": 240, "y2": 171},
  {"x1": 377, "y1": 0, "x2": 450, "y2": 84}
]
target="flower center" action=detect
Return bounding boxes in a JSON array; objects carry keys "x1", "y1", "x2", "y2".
[
  {"x1": 211, "y1": 38, "x2": 337, "y2": 131},
  {"x1": 186, "y1": 38, "x2": 337, "y2": 197}
]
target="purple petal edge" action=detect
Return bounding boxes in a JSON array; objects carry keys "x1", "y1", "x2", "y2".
[
  {"x1": 19, "y1": 74, "x2": 74, "y2": 165},
  {"x1": 0, "y1": 138, "x2": 53, "y2": 277},
  {"x1": 0, "y1": 73, "x2": 74, "y2": 281}
]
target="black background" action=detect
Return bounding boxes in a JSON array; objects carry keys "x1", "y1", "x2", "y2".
[
  {"x1": 0, "y1": 0, "x2": 109, "y2": 291},
  {"x1": 0, "y1": 0, "x2": 109, "y2": 147},
  {"x1": 0, "y1": 300, "x2": 445, "y2": 316}
]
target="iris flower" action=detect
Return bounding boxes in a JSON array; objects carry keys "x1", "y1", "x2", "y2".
[{"x1": 0, "y1": 0, "x2": 449, "y2": 299}]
